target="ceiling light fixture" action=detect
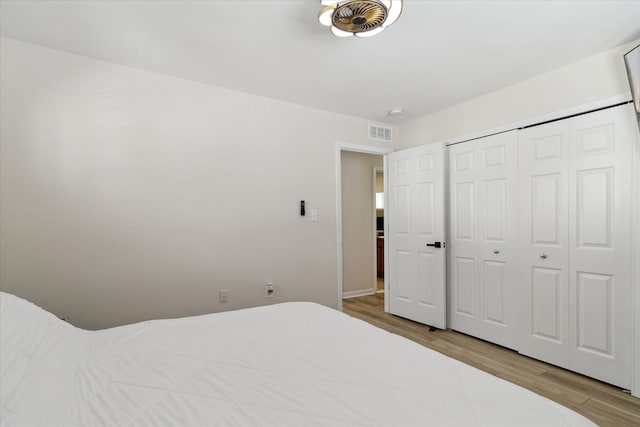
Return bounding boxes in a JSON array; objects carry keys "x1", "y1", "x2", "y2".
[
  {"x1": 318, "y1": 0, "x2": 403, "y2": 38},
  {"x1": 388, "y1": 108, "x2": 404, "y2": 117}
]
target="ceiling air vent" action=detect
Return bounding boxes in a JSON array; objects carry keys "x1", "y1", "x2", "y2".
[{"x1": 368, "y1": 124, "x2": 392, "y2": 142}]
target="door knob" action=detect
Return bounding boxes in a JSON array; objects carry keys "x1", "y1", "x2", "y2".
[
  {"x1": 426, "y1": 241, "x2": 444, "y2": 248},
  {"x1": 493, "y1": 249, "x2": 500, "y2": 254},
  {"x1": 540, "y1": 253, "x2": 548, "y2": 259}
]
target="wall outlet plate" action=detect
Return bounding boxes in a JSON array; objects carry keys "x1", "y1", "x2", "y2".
[
  {"x1": 265, "y1": 283, "x2": 274, "y2": 298},
  {"x1": 219, "y1": 289, "x2": 229, "y2": 303}
]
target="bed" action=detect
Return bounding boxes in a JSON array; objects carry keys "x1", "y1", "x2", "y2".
[{"x1": 0, "y1": 291, "x2": 596, "y2": 426}]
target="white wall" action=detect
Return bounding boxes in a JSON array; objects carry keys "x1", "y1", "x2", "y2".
[
  {"x1": 398, "y1": 39, "x2": 640, "y2": 148},
  {"x1": 3, "y1": 35, "x2": 638, "y2": 332},
  {"x1": 340, "y1": 151, "x2": 382, "y2": 296},
  {"x1": 0, "y1": 37, "x2": 393, "y2": 329}
]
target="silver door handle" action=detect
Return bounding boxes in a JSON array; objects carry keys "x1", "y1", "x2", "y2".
[
  {"x1": 493, "y1": 249, "x2": 500, "y2": 254},
  {"x1": 540, "y1": 253, "x2": 548, "y2": 259}
]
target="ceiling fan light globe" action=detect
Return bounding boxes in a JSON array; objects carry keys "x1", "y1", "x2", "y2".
[
  {"x1": 383, "y1": 0, "x2": 402, "y2": 27},
  {"x1": 318, "y1": 5, "x2": 336, "y2": 26}
]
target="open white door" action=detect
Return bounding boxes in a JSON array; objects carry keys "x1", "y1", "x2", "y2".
[{"x1": 387, "y1": 142, "x2": 446, "y2": 328}]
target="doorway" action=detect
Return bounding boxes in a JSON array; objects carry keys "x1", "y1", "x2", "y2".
[{"x1": 335, "y1": 143, "x2": 392, "y2": 311}]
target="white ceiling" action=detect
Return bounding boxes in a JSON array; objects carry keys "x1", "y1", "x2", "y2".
[{"x1": 1, "y1": 0, "x2": 639, "y2": 124}]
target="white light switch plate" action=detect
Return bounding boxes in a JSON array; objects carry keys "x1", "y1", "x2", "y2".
[{"x1": 311, "y1": 209, "x2": 319, "y2": 222}]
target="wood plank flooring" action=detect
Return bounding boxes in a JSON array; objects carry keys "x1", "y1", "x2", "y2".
[{"x1": 342, "y1": 293, "x2": 640, "y2": 427}]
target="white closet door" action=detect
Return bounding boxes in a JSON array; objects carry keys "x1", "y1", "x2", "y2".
[
  {"x1": 518, "y1": 103, "x2": 635, "y2": 386},
  {"x1": 568, "y1": 105, "x2": 634, "y2": 388},
  {"x1": 449, "y1": 131, "x2": 518, "y2": 349},
  {"x1": 388, "y1": 142, "x2": 446, "y2": 329},
  {"x1": 449, "y1": 143, "x2": 478, "y2": 335},
  {"x1": 518, "y1": 122, "x2": 570, "y2": 369},
  {"x1": 476, "y1": 132, "x2": 518, "y2": 348}
]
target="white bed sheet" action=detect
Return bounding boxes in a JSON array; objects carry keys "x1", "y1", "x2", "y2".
[{"x1": 0, "y1": 291, "x2": 596, "y2": 426}]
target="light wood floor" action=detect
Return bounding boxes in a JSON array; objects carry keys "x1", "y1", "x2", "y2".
[{"x1": 342, "y1": 293, "x2": 640, "y2": 427}]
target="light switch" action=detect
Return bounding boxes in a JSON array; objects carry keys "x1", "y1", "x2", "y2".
[{"x1": 311, "y1": 209, "x2": 319, "y2": 222}]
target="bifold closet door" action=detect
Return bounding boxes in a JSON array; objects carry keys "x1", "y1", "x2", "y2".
[
  {"x1": 567, "y1": 105, "x2": 634, "y2": 388},
  {"x1": 449, "y1": 131, "x2": 518, "y2": 349},
  {"x1": 517, "y1": 121, "x2": 570, "y2": 369},
  {"x1": 519, "y1": 104, "x2": 634, "y2": 388}
]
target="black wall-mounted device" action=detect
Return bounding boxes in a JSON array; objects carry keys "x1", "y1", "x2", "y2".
[{"x1": 300, "y1": 200, "x2": 305, "y2": 216}]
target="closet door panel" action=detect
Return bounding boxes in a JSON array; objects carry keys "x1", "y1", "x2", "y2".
[
  {"x1": 448, "y1": 131, "x2": 518, "y2": 348},
  {"x1": 483, "y1": 178, "x2": 507, "y2": 241},
  {"x1": 454, "y1": 182, "x2": 475, "y2": 241},
  {"x1": 568, "y1": 105, "x2": 634, "y2": 388},
  {"x1": 531, "y1": 266, "x2": 563, "y2": 342},
  {"x1": 518, "y1": 122, "x2": 570, "y2": 368},
  {"x1": 454, "y1": 257, "x2": 476, "y2": 317},
  {"x1": 477, "y1": 131, "x2": 518, "y2": 349},
  {"x1": 575, "y1": 272, "x2": 612, "y2": 353},
  {"x1": 531, "y1": 174, "x2": 562, "y2": 245},
  {"x1": 576, "y1": 168, "x2": 612, "y2": 247},
  {"x1": 482, "y1": 260, "x2": 507, "y2": 325},
  {"x1": 448, "y1": 145, "x2": 478, "y2": 334}
]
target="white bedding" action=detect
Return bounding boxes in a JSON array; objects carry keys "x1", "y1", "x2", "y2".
[{"x1": 0, "y1": 292, "x2": 596, "y2": 427}]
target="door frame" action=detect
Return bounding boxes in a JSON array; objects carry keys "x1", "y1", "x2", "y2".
[
  {"x1": 373, "y1": 166, "x2": 384, "y2": 294},
  {"x1": 631, "y1": 113, "x2": 640, "y2": 398},
  {"x1": 335, "y1": 142, "x2": 393, "y2": 311}
]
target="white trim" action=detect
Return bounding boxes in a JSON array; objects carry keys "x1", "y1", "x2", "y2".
[
  {"x1": 383, "y1": 155, "x2": 390, "y2": 313},
  {"x1": 631, "y1": 117, "x2": 640, "y2": 398},
  {"x1": 373, "y1": 166, "x2": 384, "y2": 295},
  {"x1": 342, "y1": 289, "x2": 376, "y2": 299},
  {"x1": 335, "y1": 142, "x2": 393, "y2": 312},
  {"x1": 443, "y1": 144, "x2": 450, "y2": 326},
  {"x1": 444, "y1": 93, "x2": 631, "y2": 146},
  {"x1": 337, "y1": 141, "x2": 394, "y2": 154}
]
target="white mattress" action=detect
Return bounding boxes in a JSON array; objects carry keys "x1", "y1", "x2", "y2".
[{"x1": 0, "y1": 291, "x2": 596, "y2": 427}]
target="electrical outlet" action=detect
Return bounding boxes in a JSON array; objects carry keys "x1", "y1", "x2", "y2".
[
  {"x1": 219, "y1": 289, "x2": 229, "y2": 303},
  {"x1": 265, "y1": 283, "x2": 274, "y2": 298}
]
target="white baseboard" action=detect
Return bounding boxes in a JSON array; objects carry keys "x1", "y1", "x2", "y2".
[{"x1": 342, "y1": 289, "x2": 376, "y2": 299}]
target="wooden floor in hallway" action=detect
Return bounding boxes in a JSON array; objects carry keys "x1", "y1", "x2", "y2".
[{"x1": 342, "y1": 293, "x2": 640, "y2": 427}]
